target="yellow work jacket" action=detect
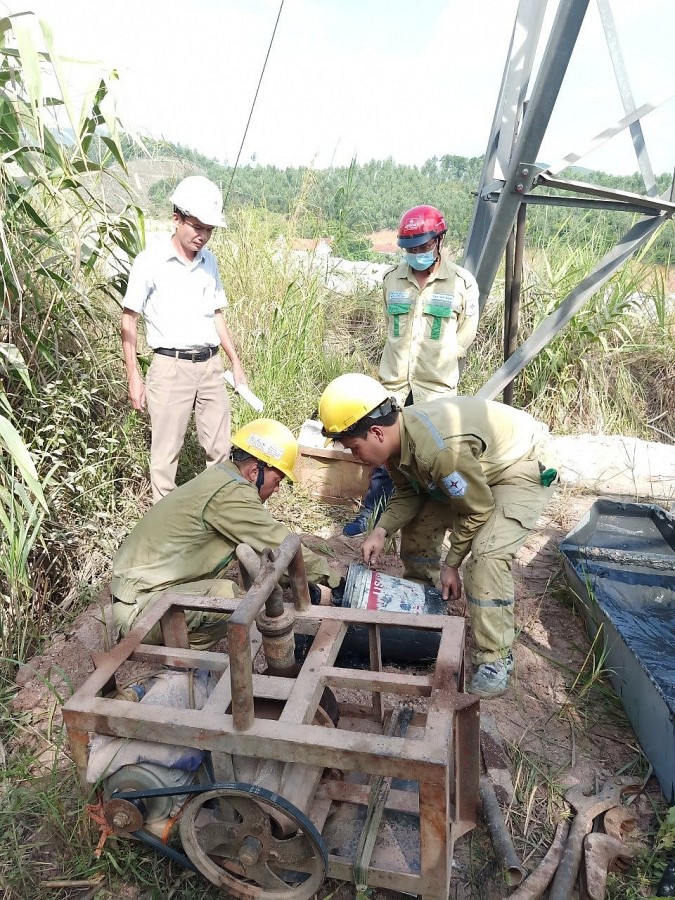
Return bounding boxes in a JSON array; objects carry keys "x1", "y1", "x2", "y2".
[
  {"x1": 378, "y1": 252, "x2": 479, "y2": 404},
  {"x1": 111, "y1": 461, "x2": 338, "y2": 603},
  {"x1": 377, "y1": 399, "x2": 549, "y2": 568}
]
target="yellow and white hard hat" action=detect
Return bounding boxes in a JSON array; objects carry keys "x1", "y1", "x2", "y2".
[
  {"x1": 318, "y1": 374, "x2": 395, "y2": 437},
  {"x1": 231, "y1": 419, "x2": 298, "y2": 482}
]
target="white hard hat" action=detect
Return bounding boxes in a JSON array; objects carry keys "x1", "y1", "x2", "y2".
[{"x1": 170, "y1": 176, "x2": 227, "y2": 227}]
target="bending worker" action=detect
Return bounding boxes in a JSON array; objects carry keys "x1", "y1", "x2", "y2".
[
  {"x1": 111, "y1": 419, "x2": 340, "y2": 649},
  {"x1": 121, "y1": 175, "x2": 246, "y2": 502},
  {"x1": 344, "y1": 205, "x2": 479, "y2": 536},
  {"x1": 319, "y1": 374, "x2": 557, "y2": 698}
]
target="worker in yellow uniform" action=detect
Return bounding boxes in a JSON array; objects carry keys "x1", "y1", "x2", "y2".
[
  {"x1": 111, "y1": 419, "x2": 340, "y2": 650},
  {"x1": 344, "y1": 205, "x2": 479, "y2": 536},
  {"x1": 319, "y1": 374, "x2": 557, "y2": 698}
]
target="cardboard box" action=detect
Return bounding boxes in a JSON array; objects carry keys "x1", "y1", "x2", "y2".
[{"x1": 295, "y1": 420, "x2": 371, "y2": 505}]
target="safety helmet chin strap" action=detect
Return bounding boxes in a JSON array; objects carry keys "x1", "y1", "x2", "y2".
[
  {"x1": 422, "y1": 237, "x2": 442, "y2": 271},
  {"x1": 255, "y1": 461, "x2": 266, "y2": 493}
]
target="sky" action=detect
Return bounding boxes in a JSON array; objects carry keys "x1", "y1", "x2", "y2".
[{"x1": 5, "y1": 0, "x2": 675, "y2": 177}]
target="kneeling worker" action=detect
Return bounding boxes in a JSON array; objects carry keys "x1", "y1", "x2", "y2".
[
  {"x1": 112, "y1": 419, "x2": 340, "y2": 649},
  {"x1": 318, "y1": 374, "x2": 557, "y2": 697}
]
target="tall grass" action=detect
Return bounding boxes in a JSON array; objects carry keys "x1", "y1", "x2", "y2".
[
  {"x1": 209, "y1": 203, "x2": 384, "y2": 432},
  {"x1": 0, "y1": 14, "x2": 144, "y2": 668},
  {"x1": 462, "y1": 219, "x2": 675, "y2": 439}
]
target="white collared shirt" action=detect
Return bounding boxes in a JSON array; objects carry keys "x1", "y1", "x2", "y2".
[{"x1": 123, "y1": 237, "x2": 227, "y2": 348}]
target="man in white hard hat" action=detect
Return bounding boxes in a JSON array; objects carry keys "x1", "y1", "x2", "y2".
[{"x1": 121, "y1": 175, "x2": 247, "y2": 501}]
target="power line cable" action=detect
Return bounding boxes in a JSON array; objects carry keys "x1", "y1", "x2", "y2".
[{"x1": 223, "y1": 0, "x2": 284, "y2": 207}]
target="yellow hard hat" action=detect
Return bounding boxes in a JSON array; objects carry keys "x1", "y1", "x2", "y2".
[
  {"x1": 319, "y1": 374, "x2": 393, "y2": 436},
  {"x1": 231, "y1": 419, "x2": 298, "y2": 482}
]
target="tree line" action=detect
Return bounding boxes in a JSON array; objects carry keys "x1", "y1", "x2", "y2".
[{"x1": 123, "y1": 136, "x2": 674, "y2": 263}]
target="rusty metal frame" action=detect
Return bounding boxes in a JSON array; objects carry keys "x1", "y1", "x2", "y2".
[{"x1": 63, "y1": 536, "x2": 480, "y2": 899}]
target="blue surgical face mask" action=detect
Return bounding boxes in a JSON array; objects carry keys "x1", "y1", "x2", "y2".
[{"x1": 406, "y1": 249, "x2": 437, "y2": 271}]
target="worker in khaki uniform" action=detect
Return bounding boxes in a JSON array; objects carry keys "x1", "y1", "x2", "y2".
[
  {"x1": 112, "y1": 419, "x2": 340, "y2": 650},
  {"x1": 344, "y1": 205, "x2": 479, "y2": 536},
  {"x1": 122, "y1": 176, "x2": 246, "y2": 502},
  {"x1": 380, "y1": 204, "x2": 479, "y2": 405},
  {"x1": 319, "y1": 374, "x2": 557, "y2": 698}
]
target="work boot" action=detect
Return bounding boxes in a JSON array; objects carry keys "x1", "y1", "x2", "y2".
[
  {"x1": 343, "y1": 466, "x2": 395, "y2": 537},
  {"x1": 468, "y1": 652, "x2": 514, "y2": 698},
  {"x1": 343, "y1": 514, "x2": 369, "y2": 537}
]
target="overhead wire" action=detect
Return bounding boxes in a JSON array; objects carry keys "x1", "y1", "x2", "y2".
[{"x1": 223, "y1": 0, "x2": 284, "y2": 207}]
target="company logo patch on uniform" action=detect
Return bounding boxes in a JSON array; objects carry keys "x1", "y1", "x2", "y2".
[
  {"x1": 442, "y1": 471, "x2": 468, "y2": 497},
  {"x1": 248, "y1": 434, "x2": 283, "y2": 460},
  {"x1": 465, "y1": 296, "x2": 478, "y2": 316}
]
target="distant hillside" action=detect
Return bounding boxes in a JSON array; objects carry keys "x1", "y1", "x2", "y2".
[{"x1": 115, "y1": 135, "x2": 674, "y2": 262}]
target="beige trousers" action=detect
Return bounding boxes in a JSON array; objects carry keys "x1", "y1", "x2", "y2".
[
  {"x1": 400, "y1": 456, "x2": 555, "y2": 664},
  {"x1": 112, "y1": 577, "x2": 238, "y2": 651},
  {"x1": 146, "y1": 352, "x2": 231, "y2": 502}
]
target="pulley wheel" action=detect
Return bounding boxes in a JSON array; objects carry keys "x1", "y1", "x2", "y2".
[
  {"x1": 179, "y1": 783, "x2": 327, "y2": 899},
  {"x1": 103, "y1": 796, "x2": 146, "y2": 833}
]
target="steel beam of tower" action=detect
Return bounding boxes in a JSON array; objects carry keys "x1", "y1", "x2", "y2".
[
  {"x1": 462, "y1": 0, "x2": 546, "y2": 276},
  {"x1": 471, "y1": 0, "x2": 590, "y2": 311},
  {"x1": 595, "y1": 0, "x2": 658, "y2": 196},
  {"x1": 475, "y1": 211, "x2": 671, "y2": 400}
]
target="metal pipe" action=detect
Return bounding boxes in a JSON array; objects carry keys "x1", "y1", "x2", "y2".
[
  {"x1": 229, "y1": 536, "x2": 301, "y2": 629},
  {"x1": 229, "y1": 535, "x2": 302, "y2": 731},
  {"x1": 503, "y1": 227, "x2": 515, "y2": 406},
  {"x1": 287, "y1": 546, "x2": 311, "y2": 611},
  {"x1": 236, "y1": 543, "x2": 261, "y2": 591},
  {"x1": 228, "y1": 618, "x2": 254, "y2": 732},
  {"x1": 236, "y1": 543, "x2": 285, "y2": 617},
  {"x1": 508, "y1": 820, "x2": 569, "y2": 900},
  {"x1": 479, "y1": 775, "x2": 527, "y2": 886},
  {"x1": 503, "y1": 202, "x2": 526, "y2": 406}
]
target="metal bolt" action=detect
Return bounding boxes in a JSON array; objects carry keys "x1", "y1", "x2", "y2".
[
  {"x1": 268, "y1": 850, "x2": 279, "y2": 861},
  {"x1": 515, "y1": 183, "x2": 524, "y2": 194},
  {"x1": 251, "y1": 823, "x2": 264, "y2": 835},
  {"x1": 112, "y1": 812, "x2": 130, "y2": 828},
  {"x1": 521, "y1": 167, "x2": 530, "y2": 176},
  {"x1": 239, "y1": 836, "x2": 263, "y2": 867}
]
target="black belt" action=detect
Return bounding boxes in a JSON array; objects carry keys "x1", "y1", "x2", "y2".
[{"x1": 154, "y1": 346, "x2": 218, "y2": 362}]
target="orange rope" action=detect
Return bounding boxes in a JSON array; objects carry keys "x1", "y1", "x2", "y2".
[
  {"x1": 161, "y1": 794, "x2": 192, "y2": 844},
  {"x1": 86, "y1": 798, "x2": 114, "y2": 858}
]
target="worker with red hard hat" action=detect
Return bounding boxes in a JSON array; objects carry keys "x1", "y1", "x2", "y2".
[
  {"x1": 343, "y1": 204, "x2": 479, "y2": 537},
  {"x1": 381, "y1": 204, "x2": 479, "y2": 403}
]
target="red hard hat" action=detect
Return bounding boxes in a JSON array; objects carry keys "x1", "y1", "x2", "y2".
[{"x1": 397, "y1": 205, "x2": 447, "y2": 249}]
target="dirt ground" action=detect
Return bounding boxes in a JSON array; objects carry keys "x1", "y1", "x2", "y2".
[{"x1": 9, "y1": 485, "x2": 667, "y2": 898}]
